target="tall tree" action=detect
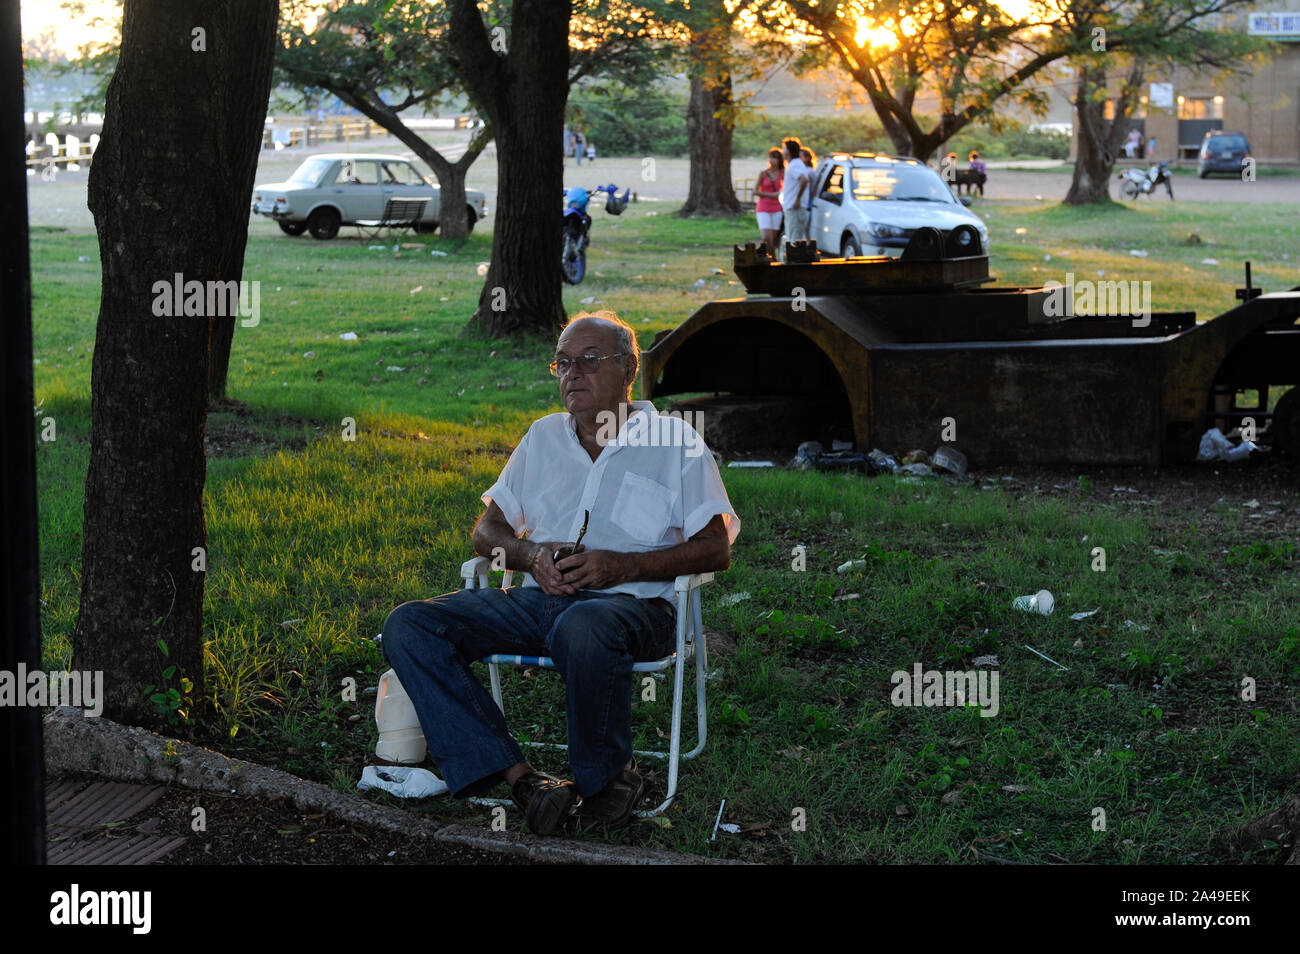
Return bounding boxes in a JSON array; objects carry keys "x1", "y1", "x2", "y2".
[
  {"x1": 669, "y1": 0, "x2": 790, "y2": 217},
  {"x1": 1066, "y1": 55, "x2": 1146, "y2": 206},
  {"x1": 681, "y1": 2, "x2": 744, "y2": 216},
  {"x1": 276, "y1": 0, "x2": 660, "y2": 242},
  {"x1": 277, "y1": 0, "x2": 491, "y2": 241},
  {"x1": 772, "y1": 0, "x2": 1057, "y2": 161},
  {"x1": 446, "y1": 0, "x2": 573, "y2": 336},
  {"x1": 1061, "y1": 0, "x2": 1261, "y2": 205},
  {"x1": 74, "y1": 0, "x2": 279, "y2": 726}
]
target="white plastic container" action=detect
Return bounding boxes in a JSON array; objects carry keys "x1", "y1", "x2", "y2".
[
  {"x1": 1012, "y1": 589, "x2": 1055, "y2": 616},
  {"x1": 374, "y1": 668, "x2": 427, "y2": 765}
]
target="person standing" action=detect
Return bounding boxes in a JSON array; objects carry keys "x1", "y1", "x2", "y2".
[
  {"x1": 781, "y1": 137, "x2": 812, "y2": 248},
  {"x1": 967, "y1": 150, "x2": 986, "y2": 197},
  {"x1": 800, "y1": 147, "x2": 818, "y2": 222},
  {"x1": 563, "y1": 123, "x2": 571, "y2": 164},
  {"x1": 754, "y1": 148, "x2": 784, "y2": 255},
  {"x1": 575, "y1": 129, "x2": 585, "y2": 166}
]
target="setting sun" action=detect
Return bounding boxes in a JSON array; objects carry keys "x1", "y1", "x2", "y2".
[{"x1": 853, "y1": 20, "x2": 898, "y2": 50}]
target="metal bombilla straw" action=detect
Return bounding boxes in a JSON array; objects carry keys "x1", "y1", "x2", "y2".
[{"x1": 553, "y1": 509, "x2": 589, "y2": 563}]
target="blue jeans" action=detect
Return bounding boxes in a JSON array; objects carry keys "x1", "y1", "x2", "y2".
[{"x1": 381, "y1": 586, "x2": 676, "y2": 798}]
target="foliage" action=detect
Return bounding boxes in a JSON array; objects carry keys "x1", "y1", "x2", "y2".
[
  {"x1": 730, "y1": 112, "x2": 1068, "y2": 160},
  {"x1": 764, "y1": 0, "x2": 1265, "y2": 162},
  {"x1": 140, "y1": 639, "x2": 195, "y2": 728},
  {"x1": 948, "y1": 123, "x2": 1071, "y2": 161},
  {"x1": 568, "y1": 83, "x2": 690, "y2": 157}
]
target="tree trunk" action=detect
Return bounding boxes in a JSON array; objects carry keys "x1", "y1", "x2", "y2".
[
  {"x1": 75, "y1": 0, "x2": 278, "y2": 726},
  {"x1": 1065, "y1": 62, "x2": 1143, "y2": 206},
  {"x1": 878, "y1": 110, "x2": 913, "y2": 158},
  {"x1": 681, "y1": 61, "x2": 742, "y2": 217},
  {"x1": 448, "y1": 0, "x2": 570, "y2": 336},
  {"x1": 407, "y1": 124, "x2": 491, "y2": 240},
  {"x1": 1233, "y1": 792, "x2": 1300, "y2": 864},
  {"x1": 1064, "y1": 67, "x2": 1115, "y2": 205},
  {"x1": 210, "y1": 316, "x2": 236, "y2": 402}
]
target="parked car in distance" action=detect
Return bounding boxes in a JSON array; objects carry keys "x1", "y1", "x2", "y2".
[
  {"x1": 251, "y1": 153, "x2": 487, "y2": 239},
  {"x1": 807, "y1": 153, "x2": 989, "y2": 259},
  {"x1": 1197, "y1": 131, "x2": 1251, "y2": 179}
]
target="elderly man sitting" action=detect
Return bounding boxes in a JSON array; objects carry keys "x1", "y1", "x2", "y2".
[{"x1": 381, "y1": 311, "x2": 740, "y2": 835}]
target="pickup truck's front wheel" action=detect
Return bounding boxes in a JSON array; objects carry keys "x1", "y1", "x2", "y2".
[
  {"x1": 307, "y1": 208, "x2": 341, "y2": 240},
  {"x1": 278, "y1": 220, "x2": 307, "y2": 236}
]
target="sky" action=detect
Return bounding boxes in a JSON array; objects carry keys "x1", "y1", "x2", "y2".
[
  {"x1": 24, "y1": 0, "x2": 1041, "y2": 58},
  {"x1": 22, "y1": 0, "x2": 119, "y2": 55}
]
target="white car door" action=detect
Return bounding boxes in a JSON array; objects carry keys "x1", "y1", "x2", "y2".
[
  {"x1": 812, "y1": 163, "x2": 848, "y2": 254},
  {"x1": 333, "y1": 159, "x2": 382, "y2": 222}
]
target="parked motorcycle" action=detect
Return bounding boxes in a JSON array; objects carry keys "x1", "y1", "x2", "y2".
[
  {"x1": 562, "y1": 183, "x2": 629, "y2": 285},
  {"x1": 1117, "y1": 161, "x2": 1174, "y2": 201}
]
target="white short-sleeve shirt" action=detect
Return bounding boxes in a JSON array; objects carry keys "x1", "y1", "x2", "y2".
[
  {"x1": 482, "y1": 401, "x2": 741, "y2": 601},
  {"x1": 781, "y1": 157, "x2": 810, "y2": 210}
]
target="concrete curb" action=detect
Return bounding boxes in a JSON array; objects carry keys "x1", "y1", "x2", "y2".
[{"x1": 42, "y1": 707, "x2": 740, "y2": 865}]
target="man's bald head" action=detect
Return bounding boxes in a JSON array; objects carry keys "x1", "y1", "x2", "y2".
[
  {"x1": 558, "y1": 311, "x2": 640, "y2": 400},
  {"x1": 560, "y1": 311, "x2": 639, "y2": 367},
  {"x1": 554, "y1": 310, "x2": 641, "y2": 415}
]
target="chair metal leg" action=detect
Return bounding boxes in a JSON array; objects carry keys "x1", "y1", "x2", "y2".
[
  {"x1": 635, "y1": 587, "x2": 691, "y2": 817},
  {"x1": 684, "y1": 589, "x2": 708, "y2": 760}
]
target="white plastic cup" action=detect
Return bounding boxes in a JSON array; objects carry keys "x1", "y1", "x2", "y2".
[
  {"x1": 374, "y1": 669, "x2": 427, "y2": 765},
  {"x1": 1012, "y1": 589, "x2": 1055, "y2": 616}
]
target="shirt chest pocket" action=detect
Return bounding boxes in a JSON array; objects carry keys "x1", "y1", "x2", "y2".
[{"x1": 612, "y1": 472, "x2": 674, "y2": 545}]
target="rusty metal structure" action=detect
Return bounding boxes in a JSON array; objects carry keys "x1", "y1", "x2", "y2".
[{"x1": 641, "y1": 231, "x2": 1300, "y2": 466}]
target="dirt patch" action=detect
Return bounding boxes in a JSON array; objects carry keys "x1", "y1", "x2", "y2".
[
  {"x1": 988, "y1": 457, "x2": 1300, "y2": 539},
  {"x1": 149, "y1": 782, "x2": 537, "y2": 865},
  {"x1": 729, "y1": 446, "x2": 1298, "y2": 536},
  {"x1": 205, "y1": 400, "x2": 326, "y2": 459},
  {"x1": 703, "y1": 625, "x2": 737, "y2": 658},
  {"x1": 44, "y1": 772, "x2": 536, "y2": 865}
]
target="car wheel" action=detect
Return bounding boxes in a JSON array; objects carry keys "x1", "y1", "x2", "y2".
[
  {"x1": 466, "y1": 207, "x2": 477, "y2": 236},
  {"x1": 1197, "y1": 168, "x2": 1208, "y2": 179},
  {"x1": 1271, "y1": 387, "x2": 1300, "y2": 457},
  {"x1": 413, "y1": 220, "x2": 438, "y2": 235},
  {"x1": 306, "y1": 207, "x2": 341, "y2": 240},
  {"x1": 278, "y1": 220, "x2": 307, "y2": 236},
  {"x1": 1120, "y1": 179, "x2": 1140, "y2": 201},
  {"x1": 841, "y1": 234, "x2": 862, "y2": 258}
]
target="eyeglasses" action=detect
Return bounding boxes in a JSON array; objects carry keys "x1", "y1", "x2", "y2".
[{"x1": 548, "y1": 352, "x2": 626, "y2": 377}]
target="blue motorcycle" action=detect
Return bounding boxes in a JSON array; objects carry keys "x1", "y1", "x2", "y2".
[{"x1": 562, "y1": 183, "x2": 629, "y2": 284}]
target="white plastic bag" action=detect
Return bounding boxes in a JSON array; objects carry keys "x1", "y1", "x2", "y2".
[
  {"x1": 357, "y1": 765, "x2": 448, "y2": 799},
  {"x1": 1196, "y1": 428, "x2": 1257, "y2": 462}
]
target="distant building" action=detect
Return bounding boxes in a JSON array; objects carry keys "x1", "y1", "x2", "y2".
[{"x1": 1072, "y1": 3, "x2": 1300, "y2": 166}]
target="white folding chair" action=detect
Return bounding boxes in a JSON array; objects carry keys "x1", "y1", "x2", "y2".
[{"x1": 458, "y1": 556, "x2": 712, "y2": 817}]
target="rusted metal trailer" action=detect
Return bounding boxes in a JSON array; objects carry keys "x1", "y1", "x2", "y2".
[{"x1": 641, "y1": 232, "x2": 1300, "y2": 466}]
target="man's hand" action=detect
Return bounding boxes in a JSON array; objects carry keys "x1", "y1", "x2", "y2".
[
  {"x1": 530, "y1": 542, "x2": 585, "y2": 596},
  {"x1": 554, "y1": 549, "x2": 630, "y2": 592}
]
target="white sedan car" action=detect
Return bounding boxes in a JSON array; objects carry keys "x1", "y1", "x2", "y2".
[
  {"x1": 251, "y1": 153, "x2": 488, "y2": 240},
  {"x1": 806, "y1": 153, "x2": 988, "y2": 258}
]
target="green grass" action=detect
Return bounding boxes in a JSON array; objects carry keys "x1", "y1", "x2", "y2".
[{"x1": 32, "y1": 194, "x2": 1300, "y2": 863}]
